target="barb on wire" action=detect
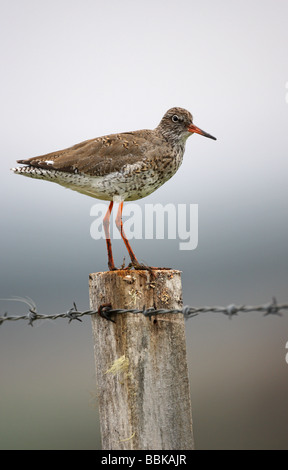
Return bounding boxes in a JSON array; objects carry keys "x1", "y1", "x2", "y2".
[{"x1": 0, "y1": 296, "x2": 287, "y2": 327}]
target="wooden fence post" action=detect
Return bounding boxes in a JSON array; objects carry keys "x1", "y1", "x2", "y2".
[{"x1": 89, "y1": 269, "x2": 194, "y2": 450}]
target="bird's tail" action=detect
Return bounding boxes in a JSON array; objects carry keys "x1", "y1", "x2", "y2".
[{"x1": 11, "y1": 165, "x2": 55, "y2": 180}]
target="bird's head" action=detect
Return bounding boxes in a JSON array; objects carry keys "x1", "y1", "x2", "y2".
[{"x1": 157, "y1": 107, "x2": 216, "y2": 143}]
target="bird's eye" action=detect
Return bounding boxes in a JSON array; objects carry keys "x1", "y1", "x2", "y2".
[{"x1": 172, "y1": 115, "x2": 179, "y2": 123}]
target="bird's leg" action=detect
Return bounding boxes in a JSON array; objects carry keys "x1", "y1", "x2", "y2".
[
  {"x1": 103, "y1": 201, "x2": 116, "y2": 271},
  {"x1": 115, "y1": 202, "x2": 140, "y2": 267},
  {"x1": 115, "y1": 203, "x2": 170, "y2": 272}
]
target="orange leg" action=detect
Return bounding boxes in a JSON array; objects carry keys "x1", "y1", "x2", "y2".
[
  {"x1": 115, "y1": 202, "x2": 139, "y2": 266},
  {"x1": 103, "y1": 201, "x2": 116, "y2": 271}
]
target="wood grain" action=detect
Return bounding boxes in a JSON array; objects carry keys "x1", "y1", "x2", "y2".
[{"x1": 89, "y1": 269, "x2": 194, "y2": 450}]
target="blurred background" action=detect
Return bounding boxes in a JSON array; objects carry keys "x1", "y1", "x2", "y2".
[{"x1": 1, "y1": 0, "x2": 288, "y2": 450}]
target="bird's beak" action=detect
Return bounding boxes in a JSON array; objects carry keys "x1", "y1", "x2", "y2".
[{"x1": 188, "y1": 123, "x2": 217, "y2": 141}]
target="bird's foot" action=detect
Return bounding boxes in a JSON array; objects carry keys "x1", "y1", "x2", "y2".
[
  {"x1": 108, "y1": 260, "x2": 172, "y2": 272},
  {"x1": 125, "y1": 261, "x2": 172, "y2": 272},
  {"x1": 108, "y1": 263, "x2": 118, "y2": 271}
]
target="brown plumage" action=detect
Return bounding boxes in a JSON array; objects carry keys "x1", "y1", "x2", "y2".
[
  {"x1": 12, "y1": 107, "x2": 216, "y2": 269},
  {"x1": 17, "y1": 131, "x2": 153, "y2": 176}
]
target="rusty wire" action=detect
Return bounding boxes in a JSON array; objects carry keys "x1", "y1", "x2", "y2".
[{"x1": 0, "y1": 296, "x2": 287, "y2": 326}]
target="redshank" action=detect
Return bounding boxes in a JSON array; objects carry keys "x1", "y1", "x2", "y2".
[{"x1": 12, "y1": 107, "x2": 216, "y2": 270}]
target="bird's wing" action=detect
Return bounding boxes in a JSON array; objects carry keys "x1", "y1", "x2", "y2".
[{"x1": 17, "y1": 131, "x2": 155, "y2": 176}]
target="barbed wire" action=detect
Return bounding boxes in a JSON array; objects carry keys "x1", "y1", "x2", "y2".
[{"x1": 0, "y1": 296, "x2": 287, "y2": 326}]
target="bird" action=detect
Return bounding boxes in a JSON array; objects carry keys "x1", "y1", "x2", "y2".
[{"x1": 12, "y1": 107, "x2": 216, "y2": 270}]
